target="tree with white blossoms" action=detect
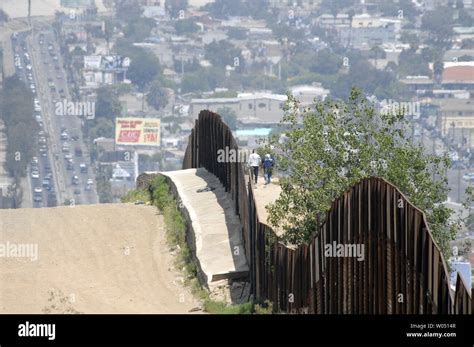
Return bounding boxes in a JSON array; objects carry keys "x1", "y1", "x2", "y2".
[{"x1": 265, "y1": 88, "x2": 468, "y2": 257}]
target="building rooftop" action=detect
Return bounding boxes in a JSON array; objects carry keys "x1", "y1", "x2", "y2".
[{"x1": 442, "y1": 65, "x2": 474, "y2": 83}]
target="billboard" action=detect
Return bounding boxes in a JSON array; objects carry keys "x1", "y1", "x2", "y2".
[{"x1": 115, "y1": 118, "x2": 161, "y2": 147}]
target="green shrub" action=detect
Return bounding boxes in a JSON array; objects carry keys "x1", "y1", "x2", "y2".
[
  {"x1": 120, "y1": 189, "x2": 150, "y2": 203},
  {"x1": 203, "y1": 300, "x2": 253, "y2": 314}
]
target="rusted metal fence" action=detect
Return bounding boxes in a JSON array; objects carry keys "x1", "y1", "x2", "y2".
[{"x1": 165, "y1": 110, "x2": 472, "y2": 314}]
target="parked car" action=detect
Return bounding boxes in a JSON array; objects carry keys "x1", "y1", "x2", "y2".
[
  {"x1": 80, "y1": 163, "x2": 87, "y2": 174},
  {"x1": 462, "y1": 172, "x2": 474, "y2": 182},
  {"x1": 72, "y1": 176, "x2": 80, "y2": 185}
]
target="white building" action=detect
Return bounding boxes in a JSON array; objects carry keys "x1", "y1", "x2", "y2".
[{"x1": 190, "y1": 92, "x2": 287, "y2": 124}]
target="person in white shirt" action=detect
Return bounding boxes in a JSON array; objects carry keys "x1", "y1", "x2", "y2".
[{"x1": 247, "y1": 150, "x2": 262, "y2": 184}]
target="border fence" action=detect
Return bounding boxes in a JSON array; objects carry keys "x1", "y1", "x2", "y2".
[{"x1": 140, "y1": 110, "x2": 472, "y2": 314}]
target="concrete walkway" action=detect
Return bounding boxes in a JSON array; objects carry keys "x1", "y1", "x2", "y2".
[{"x1": 161, "y1": 168, "x2": 249, "y2": 285}]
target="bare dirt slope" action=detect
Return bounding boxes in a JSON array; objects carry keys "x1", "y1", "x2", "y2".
[{"x1": 0, "y1": 204, "x2": 200, "y2": 313}]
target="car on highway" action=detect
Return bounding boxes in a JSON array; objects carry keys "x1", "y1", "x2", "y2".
[
  {"x1": 80, "y1": 163, "x2": 87, "y2": 174},
  {"x1": 67, "y1": 161, "x2": 74, "y2": 171},
  {"x1": 462, "y1": 172, "x2": 474, "y2": 182},
  {"x1": 72, "y1": 176, "x2": 80, "y2": 185},
  {"x1": 39, "y1": 147, "x2": 47, "y2": 157},
  {"x1": 35, "y1": 114, "x2": 43, "y2": 123},
  {"x1": 33, "y1": 195, "x2": 43, "y2": 203},
  {"x1": 26, "y1": 64, "x2": 32, "y2": 71},
  {"x1": 87, "y1": 178, "x2": 94, "y2": 185},
  {"x1": 60, "y1": 131, "x2": 68, "y2": 141},
  {"x1": 42, "y1": 178, "x2": 51, "y2": 188},
  {"x1": 75, "y1": 147, "x2": 82, "y2": 156},
  {"x1": 62, "y1": 143, "x2": 70, "y2": 153},
  {"x1": 74, "y1": 188, "x2": 81, "y2": 195},
  {"x1": 44, "y1": 164, "x2": 52, "y2": 174},
  {"x1": 31, "y1": 170, "x2": 40, "y2": 179}
]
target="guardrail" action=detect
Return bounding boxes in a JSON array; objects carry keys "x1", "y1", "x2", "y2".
[{"x1": 142, "y1": 110, "x2": 472, "y2": 314}]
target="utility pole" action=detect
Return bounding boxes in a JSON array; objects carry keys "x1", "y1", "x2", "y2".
[{"x1": 458, "y1": 166, "x2": 462, "y2": 202}]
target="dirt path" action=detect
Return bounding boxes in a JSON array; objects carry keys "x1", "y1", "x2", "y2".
[{"x1": 0, "y1": 204, "x2": 201, "y2": 313}]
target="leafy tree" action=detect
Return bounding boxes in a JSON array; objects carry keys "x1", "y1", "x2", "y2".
[
  {"x1": 217, "y1": 107, "x2": 237, "y2": 130},
  {"x1": 95, "y1": 87, "x2": 122, "y2": 120},
  {"x1": 126, "y1": 49, "x2": 163, "y2": 89},
  {"x1": 87, "y1": 118, "x2": 115, "y2": 140},
  {"x1": 421, "y1": 7, "x2": 454, "y2": 48},
  {"x1": 205, "y1": 40, "x2": 244, "y2": 70},
  {"x1": 457, "y1": 11, "x2": 473, "y2": 27},
  {"x1": 331, "y1": 57, "x2": 399, "y2": 100},
  {"x1": 320, "y1": 0, "x2": 356, "y2": 17},
  {"x1": 399, "y1": 31, "x2": 420, "y2": 50},
  {"x1": 174, "y1": 18, "x2": 199, "y2": 36},
  {"x1": 433, "y1": 61, "x2": 444, "y2": 82},
  {"x1": 115, "y1": 0, "x2": 142, "y2": 22},
  {"x1": 147, "y1": 80, "x2": 169, "y2": 110},
  {"x1": 123, "y1": 17, "x2": 156, "y2": 41},
  {"x1": 0, "y1": 9, "x2": 9, "y2": 23},
  {"x1": 173, "y1": 57, "x2": 200, "y2": 74},
  {"x1": 398, "y1": 49, "x2": 431, "y2": 78},
  {"x1": 369, "y1": 46, "x2": 387, "y2": 60},
  {"x1": 0, "y1": 76, "x2": 37, "y2": 177},
  {"x1": 181, "y1": 67, "x2": 225, "y2": 93},
  {"x1": 115, "y1": 38, "x2": 163, "y2": 89},
  {"x1": 96, "y1": 166, "x2": 113, "y2": 203},
  {"x1": 309, "y1": 49, "x2": 342, "y2": 75},
  {"x1": 265, "y1": 88, "x2": 459, "y2": 258}
]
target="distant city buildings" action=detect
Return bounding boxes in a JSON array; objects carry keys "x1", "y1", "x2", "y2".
[
  {"x1": 190, "y1": 93, "x2": 287, "y2": 124},
  {"x1": 83, "y1": 55, "x2": 130, "y2": 88}
]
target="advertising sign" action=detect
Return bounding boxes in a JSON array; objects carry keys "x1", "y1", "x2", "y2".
[{"x1": 115, "y1": 118, "x2": 160, "y2": 146}]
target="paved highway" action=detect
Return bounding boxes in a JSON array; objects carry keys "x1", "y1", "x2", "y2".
[
  {"x1": 10, "y1": 25, "x2": 98, "y2": 207},
  {"x1": 28, "y1": 27, "x2": 98, "y2": 205}
]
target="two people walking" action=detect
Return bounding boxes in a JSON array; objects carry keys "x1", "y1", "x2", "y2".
[{"x1": 248, "y1": 150, "x2": 274, "y2": 185}]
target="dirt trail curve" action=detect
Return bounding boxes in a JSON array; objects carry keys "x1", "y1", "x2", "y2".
[{"x1": 0, "y1": 204, "x2": 200, "y2": 313}]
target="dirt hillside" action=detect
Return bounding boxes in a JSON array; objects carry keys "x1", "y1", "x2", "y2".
[{"x1": 0, "y1": 204, "x2": 200, "y2": 313}]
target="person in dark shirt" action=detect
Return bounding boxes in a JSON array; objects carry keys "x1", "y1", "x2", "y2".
[{"x1": 262, "y1": 154, "x2": 274, "y2": 185}]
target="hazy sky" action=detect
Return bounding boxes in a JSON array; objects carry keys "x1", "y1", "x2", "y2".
[{"x1": 0, "y1": 0, "x2": 107, "y2": 19}]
